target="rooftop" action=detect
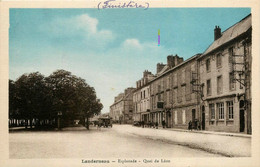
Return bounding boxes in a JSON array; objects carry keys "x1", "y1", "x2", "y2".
[{"x1": 203, "y1": 14, "x2": 251, "y2": 56}]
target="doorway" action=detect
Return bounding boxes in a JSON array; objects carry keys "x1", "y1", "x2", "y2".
[
  {"x1": 240, "y1": 100, "x2": 245, "y2": 132},
  {"x1": 192, "y1": 109, "x2": 196, "y2": 122},
  {"x1": 192, "y1": 109, "x2": 196, "y2": 128},
  {"x1": 166, "y1": 111, "x2": 172, "y2": 128},
  {"x1": 202, "y1": 105, "x2": 205, "y2": 130}
]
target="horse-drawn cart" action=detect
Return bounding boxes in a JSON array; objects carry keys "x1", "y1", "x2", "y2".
[{"x1": 98, "y1": 117, "x2": 113, "y2": 128}]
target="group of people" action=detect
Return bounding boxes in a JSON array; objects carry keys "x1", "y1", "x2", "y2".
[
  {"x1": 140, "y1": 121, "x2": 158, "y2": 129},
  {"x1": 140, "y1": 120, "x2": 167, "y2": 129},
  {"x1": 188, "y1": 119, "x2": 201, "y2": 130},
  {"x1": 139, "y1": 119, "x2": 202, "y2": 130}
]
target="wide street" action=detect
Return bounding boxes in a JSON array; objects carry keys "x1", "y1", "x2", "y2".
[{"x1": 9, "y1": 124, "x2": 224, "y2": 159}]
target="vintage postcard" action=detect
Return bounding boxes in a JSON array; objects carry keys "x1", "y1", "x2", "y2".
[{"x1": 0, "y1": 0, "x2": 260, "y2": 167}]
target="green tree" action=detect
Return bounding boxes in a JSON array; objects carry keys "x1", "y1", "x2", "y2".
[
  {"x1": 10, "y1": 69, "x2": 103, "y2": 130},
  {"x1": 75, "y1": 80, "x2": 103, "y2": 129},
  {"x1": 46, "y1": 69, "x2": 102, "y2": 128},
  {"x1": 9, "y1": 80, "x2": 19, "y2": 126},
  {"x1": 15, "y1": 72, "x2": 49, "y2": 128}
]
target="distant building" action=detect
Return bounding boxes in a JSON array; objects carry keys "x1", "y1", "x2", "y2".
[
  {"x1": 197, "y1": 14, "x2": 252, "y2": 133},
  {"x1": 110, "y1": 87, "x2": 135, "y2": 124},
  {"x1": 133, "y1": 70, "x2": 155, "y2": 122}
]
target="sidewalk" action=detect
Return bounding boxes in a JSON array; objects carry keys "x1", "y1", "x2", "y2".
[
  {"x1": 113, "y1": 125, "x2": 251, "y2": 157},
  {"x1": 163, "y1": 127, "x2": 251, "y2": 138}
]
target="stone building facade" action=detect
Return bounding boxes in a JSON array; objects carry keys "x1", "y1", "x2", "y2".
[
  {"x1": 133, "y1": 70, "x2": 155, "y2": 122},
  {"x1": 149, "y1": 54, "x2": 200, "y2": 128},
  {"x1": 111, "y1": 14, "x2": 252, "y2": 134},
  {"x1": 109, "y1": 87, "x2": 135, "y2": 124},
  {"x1": 197, "y1": 14, "x2": 252, "y2": 133}
]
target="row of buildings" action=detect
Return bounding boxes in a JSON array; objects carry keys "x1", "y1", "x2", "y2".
[{"x1": 110, "y1": 14, "x2": 252, "y2": 134}]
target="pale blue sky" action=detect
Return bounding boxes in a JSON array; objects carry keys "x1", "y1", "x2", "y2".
[{"x1": 9, "y1": 8, "x2": 251, "y2": 113}]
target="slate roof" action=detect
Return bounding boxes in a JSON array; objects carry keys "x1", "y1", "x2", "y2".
[{"x1": 203, "y1": 14, "x2": 251, "y2": 56}]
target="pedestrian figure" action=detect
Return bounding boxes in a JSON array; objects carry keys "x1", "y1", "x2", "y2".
[
  {"x1": 155, "y1": 122, "x2": 158, "y2": 129},
  {"x1": 162, "y1": 120, "x2": 166, "y2": 128},
  {"x1": 97, "y1": 122, "x2": 101, "y2": 130},
  {"x1": 194, "y1": 119, "x2": 198, "y2": 130},
  {"x1": 188, "y1": 120, "x2": 192, "y2": 131},
  {"x1": 142, "y1": 121, "x2": 144, "y2": 128},
  {"x1": 152, "y1": 122, "x2": 155, "y2": 128},
  {"x1": 197, "y1": 121, "x2": 201, "y2": 130}
]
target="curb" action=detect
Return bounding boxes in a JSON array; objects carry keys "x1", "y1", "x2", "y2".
[
  {"x1": 165, "y1": 128, "x2": 251, "y2": 138},
  {"x1": 133, "y1": 125, "x2": 251, "y2": 138}
]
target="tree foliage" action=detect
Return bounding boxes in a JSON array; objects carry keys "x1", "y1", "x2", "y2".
[{"x1": 9, "y1": 70, "x2": 103, "y2": 129}]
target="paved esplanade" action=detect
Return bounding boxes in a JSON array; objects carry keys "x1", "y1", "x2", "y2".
[
  {"x1": 9, "y1": 125, "x2": 226, "y2": 158},
  {"x1": 9, "y1": 125, "x2": 223, "y2": 158}
]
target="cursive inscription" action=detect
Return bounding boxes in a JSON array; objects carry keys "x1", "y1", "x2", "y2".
[{"x1": 98, "y1": 0, "x2": 149, "y2": 10}]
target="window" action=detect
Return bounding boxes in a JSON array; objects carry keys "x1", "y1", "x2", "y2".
[
  {"x1": 153, "y1": 96, "x2": 156, "y2": 109},
  {"x1": 143, "y1": 91, "x2": 146, "y2": 98},
  {"x1": 174, "y1": 111, "x2": 177, "y2": 124},
  {"x1": 217, "y1": 102, "x2": 224, "y2": 120},
  {"x1": 206, "y1": 59, "x2": 211, "y2": 72},
  {"x1": 158, "y1": 84, "x2": 161, "y2": 93},
  {"x1": 209, "y1": 104, "x2": 215, "y2": 120},
  {"x1": 239, "y1": 74, "x2": 243, "y2": 89},
  {"x1": 182, "y1": 69, "x2": 185, "y2": 83},
  {"x1": 229, "y1": 47, "x2": 234, "y2": 64},
  {"x1": 207, "y1": 79, "x2": 211, "y2": 96},
  {"x1": 182, "y1": 86, "x2": 185, "y2": 102},
  {"x1": 158, "y1": 94, "x2": 161, "y2": 101},
  {"x1": 167, "y1": 77, "x2": 170, "y2": 89},
  {"x1": 141, "y1": 92, "x2": 142, "y2": 99},
  {"x1": 161, "y1": 93, "x2": 164, "y2": 101},
  {"x1": 191, "y1": 64, "x2": 195, "y2": 72},
  {"x1": 172, "y1": 88, "x2": 176, "y2": 104},
  {"x1": 217, "y1": 75, "x2": 223, "y2": 94},
  {"x1": 173, "y1": 73, "x2": 177, "y2": 86},
  {"x1": 216, "y1": 53, "x2": 222, "y2": 68},
  {"x1": 201, "y1": 85, "x2": 204, "y2": 97},
  {"x1": 182, "y1": 110, "x2": 186, "y2": 124},
  {"x1": 161, "y1": 80, "x2": 164, "y2": 90},
  {"x1": 166, "y1": 91, "x2": 170, "y2": 105},
  {"x1": 227, "y1": 101, "x2": 234, "y2": 119},
  {"x1": 229, "y1": 73, "x2": 235, "y2": 90}
]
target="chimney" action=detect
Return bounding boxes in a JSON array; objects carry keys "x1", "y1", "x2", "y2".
[
  {"x1": 177, "y1": 56, "x2": 184, "y2": 64},
  {"x1": 157, "y1": 63, "x2": 166, "y2": 74},
  {"x1": 143, "y1": 70, "x2": 152, "y2": 78},
  {"x1": 144, "y1": 78, "x2": 148, "y2": 84},
  {"x1": 214, "y1": 26, "x2": 221, "y2": 41},
  {"x1": 141, "y1": 79, "x2": 144, "y2": 87},
  {"x1": 167, "y1": 55, "x2": 175, "y2": 68},
  {"x1": 173, "y1": 54, "x2": 184, "y2": 66}
]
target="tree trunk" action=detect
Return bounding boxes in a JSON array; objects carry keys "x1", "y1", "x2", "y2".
[
  {"x1": 86, "y1": 116, "x2": 89, "y2": 130},
  {"x1": 25, "y1": 119, "x2": 28, "y2": 129},
  {"x1": 30, "y1": 118, "x2": 33, "y2": 129},
  {"x1": 37, "y1": 119, "x2": 40, "y2": 128},
  {"x1": 82, "y1": 116, "x2": 85, "y2": 127}
]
